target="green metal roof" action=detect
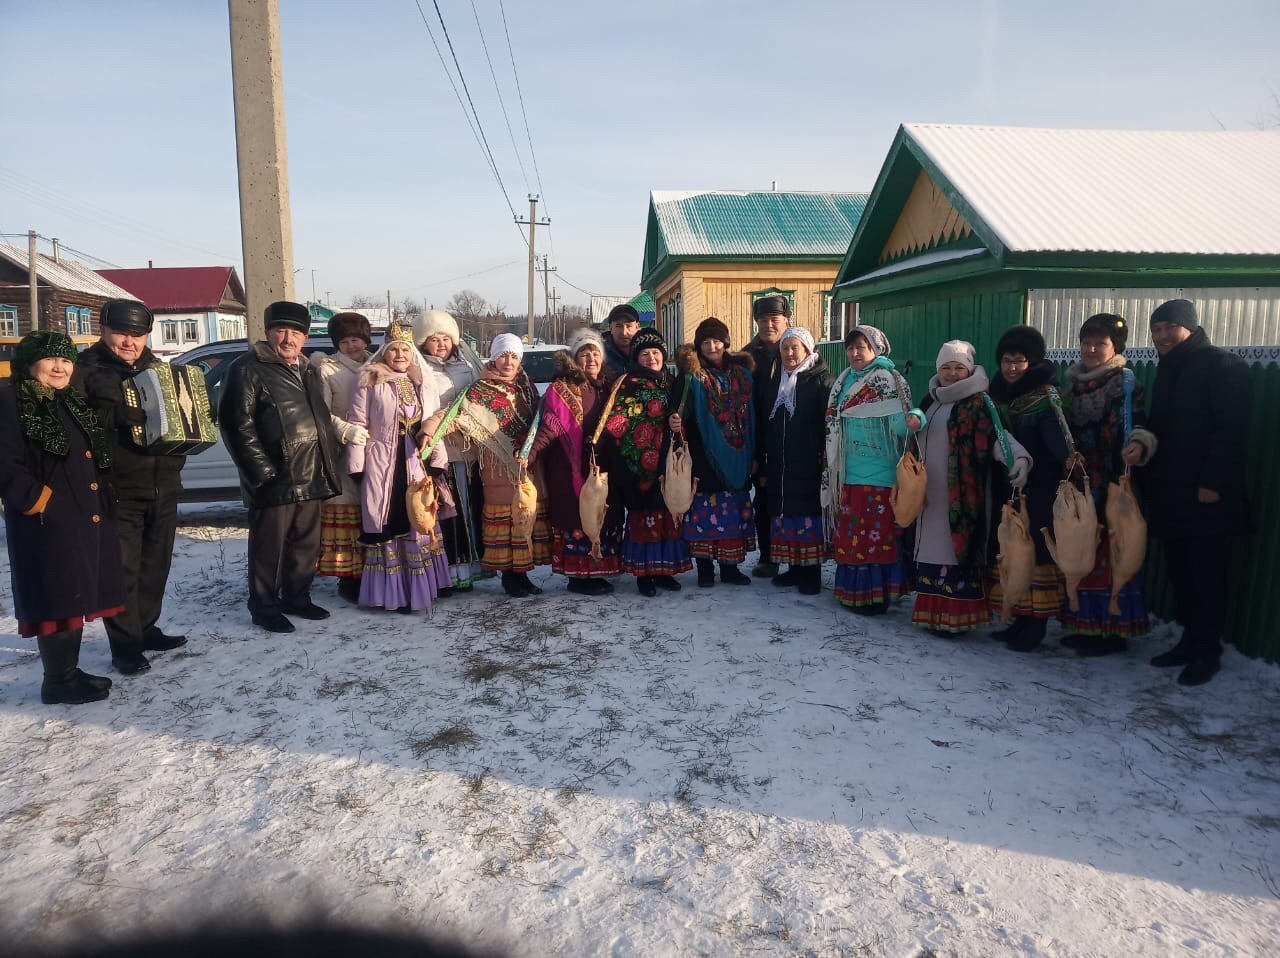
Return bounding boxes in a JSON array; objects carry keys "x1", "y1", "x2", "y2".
[
  {"x1": 641, "y1": 190, "x2": 869, "y2": 289},
  {"x1": 627, "y1": 290, "x2": 655, "y2": 313}
]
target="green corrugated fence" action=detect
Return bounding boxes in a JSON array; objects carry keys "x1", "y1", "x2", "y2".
[{"x1": 817, "y1": 340, "x2": 1280, "y2": 664}]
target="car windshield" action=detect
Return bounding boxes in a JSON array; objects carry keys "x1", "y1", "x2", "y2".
[{"x1": 520, "y1": 350, "x2": 559, "y2": 383}]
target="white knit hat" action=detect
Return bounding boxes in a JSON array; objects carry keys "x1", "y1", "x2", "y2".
[
  {"x1": 936, "y1": 339, "x2": 976, "y2": 371},
  {"x1": 566, "y1": 326, "x2": 605, "y2": 358},
  {"x1": 413, "y1": 309, "x2": 460, "y2": 347},
  {"x1": 489, "y1": 332, "x2": 524, "y2": 361}
]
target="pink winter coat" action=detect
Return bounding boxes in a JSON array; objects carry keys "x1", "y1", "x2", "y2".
[{"x1": 347, "y1": 363, "x2": 446, "y2": 534}]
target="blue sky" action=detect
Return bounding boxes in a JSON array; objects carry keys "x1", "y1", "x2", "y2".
[{"x1": 2, "y1": 0, "x2": 1277, "y2": 313}]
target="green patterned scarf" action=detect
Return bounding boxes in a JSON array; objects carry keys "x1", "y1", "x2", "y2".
[{"x1": 17, "y1": 379, "x2": 112, "y2": 468}]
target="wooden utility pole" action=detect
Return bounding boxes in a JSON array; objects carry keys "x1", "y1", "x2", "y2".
[
  {"x1": 548, "y1": 287, "x2": 560, "y2": 342},
  {"x1": 514, "y1": 194, "x2": 549, "y2": 341},
  {"x1": 538, "y1": 254, "x2": 557, "y2": 340},
  {"x1": 27, "y1": 230, "x2": 39, "y2": 331},
  {"x1": 228, "y1": 0, "x2": 295, "y2": 341}
]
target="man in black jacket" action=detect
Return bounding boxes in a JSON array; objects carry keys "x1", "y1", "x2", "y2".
[
  {"x1": 742, "y1": 295, "x2": 791, "y2": 577},
  {"x1": 1127, "y1": 299, "x2": 1251, "y2": 686},
  {"x1": 601, "y1": 304, "x2": 641, "y2": 377},
  {"x1": 74, "y1": 299, "x2": 188, "y2": 675},
  {"x1": 219, "y1": 301, "x2": 342, "y2": 633}
]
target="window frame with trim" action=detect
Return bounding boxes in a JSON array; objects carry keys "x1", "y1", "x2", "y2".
[{"x1": 0, "y1": 304, "x2": 17, "y2": 337}]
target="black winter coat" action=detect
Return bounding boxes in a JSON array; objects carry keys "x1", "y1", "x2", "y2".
[
  {"x1": 218, "y1": 342, "x2": 342, "y2": 509},
  {"x1": 0, "y1": 385, "x2": 126, "y2": 625},
  {"x1": 602, "y1": 333, "x2": 631, "y2": 378},
  {"x1": 73, "y1": 341, "x2": 185, "y2": 500},
  {"x1": 743, "y1": 337, "x2": 781, "y2": 417},
  {"x1": 758, "y1": 356, "x2": 833, "y2": 517},
  {"x1": 1143, "y1": 328, "x2": 1251, "y2": 539}
]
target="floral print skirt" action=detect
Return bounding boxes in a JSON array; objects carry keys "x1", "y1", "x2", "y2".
[
  {"x1": 911, "y1": 562, "x2": 988, "y2": 633},
  {"x1": 770, "y1": 514, "x2": 826, "y2": 566},
  {"x1": 831, "y1": 484, "x2": 909, "y2": 608},
  {"x1": 1059, "y1": 535, "x2": 1150, "y2": 638},
  {"x1": 682, "y1": 490, "x2": 756, "y2": 563},
  {"x1": 620, "y1": 509, "x2": 692, "y2": 577},
  {"x1": 551, "y1": 526, "x2": 622, "y2": 579}
]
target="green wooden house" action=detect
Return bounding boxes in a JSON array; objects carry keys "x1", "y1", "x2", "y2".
[{"x1": 831, "y1": 124, "x2": 1280, "y2": 398}]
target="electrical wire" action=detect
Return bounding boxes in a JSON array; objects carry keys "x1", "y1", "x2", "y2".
[
  {"x1": 400, "y1": 259, "x2": 522, "y2": 293},
  {"x1": 469, "y1": 0, "x2": 529, "y2": 194}
]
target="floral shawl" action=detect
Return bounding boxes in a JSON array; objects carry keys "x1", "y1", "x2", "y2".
[
  {"x1": 438, "y1": 366, "x2": 538, "y2": 482},
  {"x1": 600, "y1": 369, "x2": 673, "y2": 492},
  {"x1": 542, "y1": 378, "x2": 589, "y2": 495},
  {"x1": 685, "y1": 360, "x2": 755, "y2": 491}
]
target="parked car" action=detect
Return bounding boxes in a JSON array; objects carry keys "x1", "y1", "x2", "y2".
[
  {"x1": 520, "y1": 343, "x2": 566, "y2": 396},
  {"x1": 172, "y1": 333, "x2": 488, "y2": 501}
]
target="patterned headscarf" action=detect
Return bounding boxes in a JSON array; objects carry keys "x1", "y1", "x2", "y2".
[
  {"x1": 849, "y1": 324, "x2": 891, "y2": 357},
  {"x1": 12, "y1": 330, "x2": 111, "y2": 465}
]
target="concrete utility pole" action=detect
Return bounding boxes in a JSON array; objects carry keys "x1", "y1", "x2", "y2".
[
  {"x1": 548, "y1": 287, "x2": 560, "y2": 342},
  {"x1": 228, "y1": 0, "x2": 295, "y2": 342},
  {"x1": 515, "y1": 195, "x2": 549, "y2": 341},
  {"x1": 538, "y1": 254, "x2": 557, "y2": 340},
  {"x1": 27, "y1": 230, "x2": 38, "y2": 331}
]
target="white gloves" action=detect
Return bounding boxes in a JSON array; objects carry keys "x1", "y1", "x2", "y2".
[
  {"x1": 345, "y1": 424, "x2": 370, "y2": 446},
  {"x1": 1007, "y1": 456, "x2": 1030, "y2": 490}
]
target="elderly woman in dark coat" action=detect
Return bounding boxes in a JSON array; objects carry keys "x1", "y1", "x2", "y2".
[
  {"x1": 0, "y1": 331, "x2": 125, "y2": 704},
  {"x1": 757, "y1": 327, "x2": 832, "y2": 595}
]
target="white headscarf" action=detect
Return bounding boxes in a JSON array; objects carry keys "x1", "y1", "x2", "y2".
[
  {"x1": 770, "y1": 327, "x2": 819, "y2": 420},
  {"x1": 489, "y1": 333, "x2": 524, "y2": 362}
]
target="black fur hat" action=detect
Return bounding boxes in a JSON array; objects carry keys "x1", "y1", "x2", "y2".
[
  {"x1": 995, "y1": 325, "x2": 1046, "y2": 364},
  {"x1": 328, "y1": 311, "x2": 373, "y2": 348},
  {"x1": 693, "y1": 316, "x2": 730, "y2": 352},
  {"x1": 1079, "y1": 313, "x2": 1128, "y2": 354}
]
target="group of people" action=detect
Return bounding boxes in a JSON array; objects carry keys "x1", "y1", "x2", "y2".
[{"x1": 0, "y1": 293, "x2": 1251, "y2": 706}]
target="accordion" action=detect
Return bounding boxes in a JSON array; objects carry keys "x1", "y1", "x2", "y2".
[{"x1": 122, "y1": 363, "x2": 218, "y2": 456}]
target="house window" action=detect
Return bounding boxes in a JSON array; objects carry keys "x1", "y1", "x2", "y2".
[
  {"x1": 65, "y1": 307, "x2": 79, "y2": 333},
  {"x1": 79, "y1": 308, "x2": 93, "y2": 335},
  {"x1": 821, "y1": 292, "x2": 833, "y2": 342},
  {"x1": 182, "y1": 320, "x2": 200, "y2": 343},
  {"x1": 660, "y1": 291, "x2": 682, "y2": 359},
  {"x1": 162, "y1": 321, "x2": 179, "y2": 345},
  {"x1": 0, "y1": 305, "x2": 16, "y2": 337}
]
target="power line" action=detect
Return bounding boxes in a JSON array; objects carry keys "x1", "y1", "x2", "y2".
[
  {"x1": 400, "y1": 258, "x2": 522, "y2": 293},
  {"x1": 410, "y1": 0, "x2": 517, "y2": 225},
  {"x1": 0, "y1": 232, "x2": 124, "y2": 269},
  {"x1": 469, "y1": 0, "x2": 529, "y2": 194},
  {"x1": 555, "y1": 271, "x2": 600, "y2": 298}
]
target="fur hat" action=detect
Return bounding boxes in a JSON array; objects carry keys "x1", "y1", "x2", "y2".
[
  {"x1": 1149, "y1": 299, "x2": 1199, "y2": 331},
  {"x1": 629, "y1": 327, "x2": 666, "y2": 362},
  {"x1": 489, "y1": 333, "x2": 524, "y2": 361},
  {"x1": 327, "y1": 311, "x2": 372, "y2": 348},
  {"x1": 264, "y1": 300, "x2": 310, "y2": 332},
  {"x1": 936, "y1": 339, "x2": 976, "y2": 371},
  {"x1": 752, "y1": 295, "x2": 792, "y2": 321},
  {"x1": 1079, "y1": 313, "x2": 1128, "y2": 354},
  {"x1": 845, "y1": 324, "x2": 890, "y2": 357},
  {"x1": 995, "y1": 325, "x2": 1046, "y2": 364},
  {"x1": 566, "y1": 326, "x2": 605, "y2": 358},
  {"x1": 607, "y1": 304, "x2": 640, "y2": 326},
  {"x1": 414, "y1": 309, "x2": 460, "y2": 347},
  {"x1": 100, "y1": 299, "x2": 154, "y2": 335},
  {"x1": 693, "y1": 316, "x2": 731, "y2": 352}
]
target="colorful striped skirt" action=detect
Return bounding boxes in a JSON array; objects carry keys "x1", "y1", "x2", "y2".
[
  {"x1": 621, "y1": 509, "x2": 692, "y2": 577},
  {"x1": 551, "y1": 526, "x2": 622, "y2": 578},
  {"x1": 911, "y1": 562, "x2": 988, "y2": 633},
  {"x1": 986, "y1": 562, "x2": 1065, "y2": 621},
  {"x1": 682, "y1": 490, "x2": 756, "y2": 562},
  {"x1": 317, "y1": 502, "x2": 362, "y2": 577},
  {"x1": 770, "y1": 514, "x2": 826, "y2": 566},
  {"x1": 1059, "y1": 536, "x2": 1150, "y2": 638},
  {"x1": 358, "y1": 529, "x2": 450, "y2": 611},
  {"x1": 481, "y1": 502, "x2": 552, "y2": 573},
  {"x1": 831, "y1": 485, "x2": 909, "y2": 608}
]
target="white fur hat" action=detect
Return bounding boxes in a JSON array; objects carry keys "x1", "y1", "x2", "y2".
[
  {"x1": 413, "y1": 309, "x2": 460, "y2": 347},
  {"x1": 936, "y1": 339, "x2": 976, "y2": 371},
  {"x1": 566, "y1": 326, "x2": 605, "y2": 358}
]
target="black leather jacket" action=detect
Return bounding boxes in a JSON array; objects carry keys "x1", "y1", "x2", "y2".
[
  {"x1": 218, "y1": 341, "x2": 341, "y2": 508},
  {"x1": 73, "y1": 341, "x2": 186, "y2": 500}
]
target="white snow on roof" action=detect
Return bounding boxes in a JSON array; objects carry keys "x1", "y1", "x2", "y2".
[
  {"x1": 904, "y1": 124, "x2": 1280, "y2": 256},
  {"x1": 0, "y1": 244, "x2": 137, "y2": 299}
]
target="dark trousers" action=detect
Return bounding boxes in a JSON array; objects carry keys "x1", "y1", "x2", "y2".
[
  {"x1": 1162, "y1": 536, "x2": 1229, "y2": 662},
  {"x1": 104, "y1": 494, "x2": 178, "y2": 656},
  {"x1": 247, "y1": 499, "x2": 323, "y2": 616},
  {"x1": 752, "y1": 480, "x2": 771, "y2": 563}
]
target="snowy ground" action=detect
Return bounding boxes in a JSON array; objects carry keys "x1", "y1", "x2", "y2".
[{"x1": 1, "y1": 503, "x2": 1278, "y2": 957}]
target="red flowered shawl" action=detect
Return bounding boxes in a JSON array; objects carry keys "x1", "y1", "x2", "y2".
[
  {"x1": 600, "y1": 371, "x2": 673, "y2": 492},
  {"x1": 448, "y1": 367, "x2": 539, "y2": 481}
]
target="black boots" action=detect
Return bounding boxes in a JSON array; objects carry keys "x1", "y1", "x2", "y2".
[
  {"x1": 696, "y1": 559, "x2": 716, "y2": 588},
  {"x1": 719, "y1": 563, "x2": 750, "y2": 586},
  {"x1": 337, "y1": 576, "x2": 362, "y2": 603},
  {"x1": 798, "y1": 566, "x2": 822, "y2": 596},
  {"x1": 39, "y1": 630, "x2": 110, "y2": 705},
  {"x1": 637, "y1": 576, "x2": 658, "y2": 597},
  {"x1": 1006, "y1": 617, "x2": 1048, "y2": 652},
  {"x1": 1075, "y1": 634, "x2": 1126, "y2": 658},
  {"x1": 502, "y1": 572, "x2": 543, "y2": 597},
  {"x1": 568, "y1": 577, "x2": 614, "y2": 596}
]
